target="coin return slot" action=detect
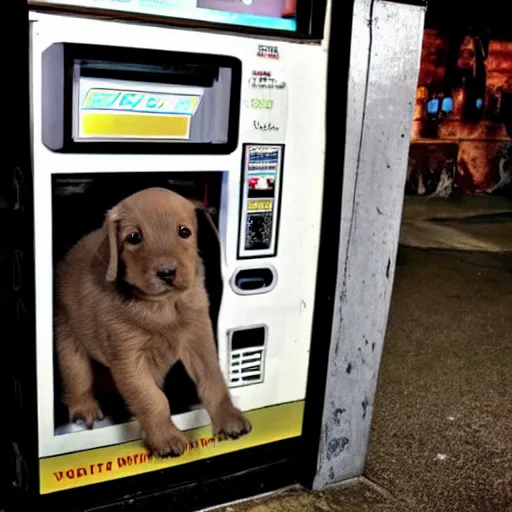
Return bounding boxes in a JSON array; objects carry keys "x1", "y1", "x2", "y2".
[{"x1": 231, "y1": 266, "x2": 276, "y2": 295}]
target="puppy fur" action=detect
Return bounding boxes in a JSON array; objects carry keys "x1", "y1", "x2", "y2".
[{"x1": 55, "y1": 187, "x2": 251, "y2": 457}]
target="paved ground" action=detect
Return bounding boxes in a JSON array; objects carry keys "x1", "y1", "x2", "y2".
[
  {"x1": 365, "y1": 247, "x2": 512, "y2": 512},
  {"x1": 402, "y1": 196, "x2": 512, "y2": 222},
  {"x1": 400, "y1": 196, "x2": 512, "y2": 252}
]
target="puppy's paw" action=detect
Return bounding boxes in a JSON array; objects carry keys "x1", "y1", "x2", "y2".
[
  {"x1": 145, "y1": 426, "x2": 189, "y2": 458},
  {"x1": 212, "y1": 406, "x2": 252, "y2": 440},
  {"x1": 69, "y1": 398, "x2": 104, "y2": 429}
]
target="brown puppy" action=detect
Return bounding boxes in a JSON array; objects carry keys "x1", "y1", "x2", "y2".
[{"x1": 55, "y1": 187, "x2": 251, "y2": 456}]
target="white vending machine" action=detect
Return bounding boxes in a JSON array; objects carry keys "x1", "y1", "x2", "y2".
[{"x1": 4, "y1": 0, "x2": 347, "y2": 509}]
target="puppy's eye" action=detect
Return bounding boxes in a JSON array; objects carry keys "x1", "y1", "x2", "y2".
[
  {"x1": 178, "y1": 226, "x2": 191, "y2": 239},
  {"x1": 126, "y1": 231, "x2": 142, "y2": 245}
]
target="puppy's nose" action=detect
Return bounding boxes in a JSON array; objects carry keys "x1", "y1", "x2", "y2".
[{"x1": 156, "y1": 264, "x2": 177, "y2": 285}]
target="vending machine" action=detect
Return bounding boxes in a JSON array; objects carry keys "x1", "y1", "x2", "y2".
[
  {"x1": 2, "y1": 0, "x2": 432, "y2": 508},
  {"x1": 4, "y1": 0, "x2": 355, "y2": 510}
]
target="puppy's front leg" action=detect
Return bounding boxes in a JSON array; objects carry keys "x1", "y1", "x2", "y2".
[
  {"x1": 180, "y1": 320, "x2": 252, "y2": 439},
  {"x1": 110, "y1": 357, "x2": 188, "y2": 457},
  {"x1": 56, "y1": 318, "x2": 104, "y2": 428}
]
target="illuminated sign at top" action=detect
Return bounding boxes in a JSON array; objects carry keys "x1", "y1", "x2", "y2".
[{"x1": 29, "y1": 0, "x2": 297, "y2": 32}]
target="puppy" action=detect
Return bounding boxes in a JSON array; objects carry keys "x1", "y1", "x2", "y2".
[{"x1": 55, "y1": 187, "x2": 251, "y2": 457}]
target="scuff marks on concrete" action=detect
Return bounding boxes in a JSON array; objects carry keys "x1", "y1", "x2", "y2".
[
  {"x1": 334, "y1": 408, "x2": 347, "y2": 425},
  {"x1": 362, "y1": 397, "x2": 370, "y2": 419},
  {"x1": 327, "y1": 437, "x2": 350, "y2": 461}
]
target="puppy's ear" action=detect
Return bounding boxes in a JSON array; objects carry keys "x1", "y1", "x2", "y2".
[
  {"x1": 194, "y1": 205, "x2": 223, "y2": 306},
  {"x1": 105, "y1": 207, "x2": 120, "y2": 282},
  {"x1": 189, "y1": 200, "x2": 219, "y2": 242},
  {"x1": 194, "y1": 205, "x2": 220, "y2": 247}
]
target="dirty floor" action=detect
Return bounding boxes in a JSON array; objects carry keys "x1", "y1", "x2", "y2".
[
  {"x1": 213, "y1": 478, "x2": 400, "y2": 512},
  {"x1": 214, "y1": 196, "x2": 512, "y2": 512}
]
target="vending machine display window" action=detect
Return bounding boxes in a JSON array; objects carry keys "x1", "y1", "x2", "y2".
[
  {"x1": 51, "y1": 172, "x2": 224, "y2": 435},
  {"x1": 42, "y1": 44, "x2": 242, "y2": 154}
]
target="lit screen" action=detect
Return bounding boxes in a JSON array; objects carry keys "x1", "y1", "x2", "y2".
[
  {"x1": 34, "y1": 0, "x2": 297, "y2": 32},
  {"x1": 75, "y1": 77, "x2": 204, "y2": 140}
]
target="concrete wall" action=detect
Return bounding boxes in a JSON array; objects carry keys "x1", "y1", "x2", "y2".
[{"x1": 314, "y1": 0, "x2": 426, "y2": 488}]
